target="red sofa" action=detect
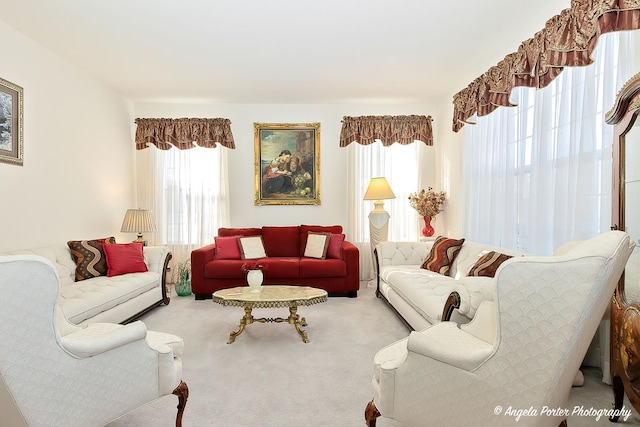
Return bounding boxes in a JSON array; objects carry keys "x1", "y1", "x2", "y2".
[{"x1": 191, "y1": 225, "x2": 359, "y2": 299}]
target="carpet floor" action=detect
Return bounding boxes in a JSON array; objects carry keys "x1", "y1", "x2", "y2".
[{"x1": 107, "y1": 284, "x2": 640, "y2": 427}]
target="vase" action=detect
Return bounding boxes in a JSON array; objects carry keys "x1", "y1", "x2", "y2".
[
  {"x1": 246, "y1": 269, "x2": 263, "y2": 293},
  {"x1": 421, "y1": 216, "x2": 435, "y2": 237},
  {"x1": 175, "y1": 278, "x2": 192, "y2": 297}
]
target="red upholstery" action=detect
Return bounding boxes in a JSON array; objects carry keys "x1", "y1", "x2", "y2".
[
  {"x1": 191, "y1": 225, "x2": 359, "y2": 298},
  {"x1": 299, "y1": 224, "x2": 343, "y2": 256},
  {"x1": 262, "y1": 226, "x2": 300, "y2": 257}
]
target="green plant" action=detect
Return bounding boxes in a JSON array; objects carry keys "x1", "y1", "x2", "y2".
[{"x1": 172, "y1": 260, "x2": 191, "y2": 284}]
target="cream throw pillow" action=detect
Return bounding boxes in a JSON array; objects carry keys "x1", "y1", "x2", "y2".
[
  {"x1": 238, "y1": 236, "x2": 267, "y2": 259},
  {"x1": 304, "y1": 232, "x2": 330, "y2": 259}
]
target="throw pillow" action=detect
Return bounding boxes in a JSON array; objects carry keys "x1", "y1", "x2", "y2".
[
  {"x1": 67, "y1": 237, "x2": 116, "y2": 281},
  {"x1": 103, "y1": 242, "x2": 148, "y2": 277},
  {"x1": 467, "y1": 251, "x2": 513, "y2": 278},
  {"x1": 238, "y1": 236, "x2": 267, "y2": 259},
  {"x1": 214, "y1": 236, "x2": 242, "y2": 260},
  {"x1": 303, "y1": 232, "x2": 330, "y2": 259},
  {"x1": 326, "y1": 233, "x2": 346, "y2": 259},
  {"x1": 420, "y1": 236, "x2": 465, "y2": 275}
]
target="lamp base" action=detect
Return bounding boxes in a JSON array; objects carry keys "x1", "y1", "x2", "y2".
[
  {"x1": 371, "y1": 200, "x2": 387, "y2": 212},
  {"x1": 132, "y1": 233, "x2": 148, "y2": 246}
]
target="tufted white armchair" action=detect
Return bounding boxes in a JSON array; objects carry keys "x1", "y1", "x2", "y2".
[
  {"x1": 365, "y1": 231, "x2": 634, "y2": 427},
  {"x1": 0, "y1": 255, "x2": 188, "y2": 427}
]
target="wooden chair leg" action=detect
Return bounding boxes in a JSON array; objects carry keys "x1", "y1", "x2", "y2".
[
  {"x1": 365, "y1": 399, "x2": 380, "y2": 427},
  {"x1": 172, "y1": 380, "x2": 189, "y2": 427}
]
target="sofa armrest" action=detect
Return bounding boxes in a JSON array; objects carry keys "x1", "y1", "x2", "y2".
[
  {"x1": 342, "y1": 240, "x2": 360, "y2": 293},
  {"x1": 144, "y1": 245, "x2": 172, "y2": 304},
  {"x1": 406, "y1": 322, "x2": 493, "y2": 371},
  {"x1": 450, "y1": 276, "x2": 496, "y2": 319},
  {"x1": 59, "y1": 321, "x2": 148, "y2": 358},
  {"x1": 191, "y1": 243, "x2": 217, "y2": 293}
]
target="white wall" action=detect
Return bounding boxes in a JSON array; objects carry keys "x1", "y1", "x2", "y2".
[
  {"x1": 134, "y1": 102, "x2": 439, "y2": 236},
  {"x1": 0, "y1": 21, "x2": 135, "y2": 251}
]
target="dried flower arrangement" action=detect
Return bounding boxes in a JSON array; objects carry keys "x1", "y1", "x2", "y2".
[{"x1": 408, "y1": 187, "x2": 446, "y2": 218}]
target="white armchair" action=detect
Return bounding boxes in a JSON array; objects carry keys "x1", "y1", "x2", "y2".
[
  {"x1": 0, "y1": 255, "x2": 188, "y2": 427},
  {"x1": 365, "y1": 231, "x2": 634, "y2": 427}
]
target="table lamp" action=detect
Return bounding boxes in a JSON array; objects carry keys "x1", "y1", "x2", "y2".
[{"x1": 120, "y1": 208, "x2": 157, "y2": 246}]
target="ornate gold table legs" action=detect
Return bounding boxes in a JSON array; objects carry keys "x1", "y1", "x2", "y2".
[{"x1": 227, "y1": 305, "x2": 311, "y2": 343}]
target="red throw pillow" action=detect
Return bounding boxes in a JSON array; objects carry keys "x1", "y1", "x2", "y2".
[
  {"x1": 214, "y1": 236, "x2": 242, "y2": 260},
  {"x1": 326, "y1": 233, "x2": 345, "y2": 259},
  {"x1": 103, "y1": 242, "x2": 148, "y2": 277}
]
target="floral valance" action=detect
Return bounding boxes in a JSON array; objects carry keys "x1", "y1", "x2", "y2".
[
  {"x1": 134, "y1": 118, "x2": 235, "y2": 150},
  {"x1": 452, "y1": 1, "x2": 640, "y2": 132},
  {"x1": 339, "y1": 115, "x2": 433, "y2": 147}
]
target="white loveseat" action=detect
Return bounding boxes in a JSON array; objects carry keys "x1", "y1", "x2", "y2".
[
  {"x1": 0, "y1": 244, "x2": 172, "y2": 327},
  {"x1": 374, "y1": 239, "x2": 524, "y2": 331}
]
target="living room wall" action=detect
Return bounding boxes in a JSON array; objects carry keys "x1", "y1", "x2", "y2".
[
  {"x1": 0, "y1": 21, "x2": 136, "y2": 252},
  {"x1": 134, "y1": 102, "x2": 440, "y2": 240}
]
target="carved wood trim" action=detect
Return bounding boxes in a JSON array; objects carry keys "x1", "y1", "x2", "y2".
[
  {"x1": 365, "y1": 399, "x2": 380, "y2": 427},
  {"x1": 172, "y1": 380, "x2": 189, "y2": 427},
  {"x1": 441, "y1": 291, "x2": 461, "y2": 322}
]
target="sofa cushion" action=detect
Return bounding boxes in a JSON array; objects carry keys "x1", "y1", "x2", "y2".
[
  {"x1": 103, "y1": 242, "x2": 148, "y2": 277},
  {"x1": 204, "y1": 259, "x2": 247, "y2": 279},
  {"x1": 421, "y1": 236, "x2": 465, "y2": 275},
  {"x1": 262, "y1": 226, "x2": 300, "y2": 257},
  {"x1": 327, "y1": 233, "x2": 346, "y2": 259},
  {"x1": 67, "y1": 237, "x2": 116, "y2": 281},
  {"x1": 299, "y1": 258, "x2": 347, "y2": 278},
  {"x1": 218, "y1": 227, "x2": 262, "y2": 237},
  {"x1": 303, "y1": 232, "x2": 330, "y2": 259},
  {"x1": 59, "y1": 271, "x2": 160, "y2": 324},
  {"x1": 300, "y1": 225, "x2": 343, "y2": 256},
  {"x1": 238, "y1": 236, "x2": 267, "y2": 259},
  {"x1": 467, "y1": 251, "x2": 513, "y2": 277},
  {"x1": 261, "y1": 257, "x2": 300, "y2": 278},
  {"x1": 214, "y1": 236, "x2": 241, "y2": 260},
  {"x1": 381, "y1": 265, "x2": 457, "y2": 324}
]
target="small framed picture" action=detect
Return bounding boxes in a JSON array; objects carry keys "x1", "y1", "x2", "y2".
[
  {"x1": 0, "y1": 77, "x2": 24, "y2": 166},
  {"x1": 254, "y1": 122, "x2": 320, "y2": 205}
]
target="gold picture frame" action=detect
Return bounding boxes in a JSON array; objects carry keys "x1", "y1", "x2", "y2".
[
  {"x1": 254, "y1": 122, "x2": 320, "y2": 205},
  {"x1": 0, "y1": 77, "x2": 24, "y2": 166}
]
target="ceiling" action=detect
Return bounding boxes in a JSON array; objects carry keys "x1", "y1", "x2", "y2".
[{"x1": 1, "y1": 0, "x2": 570, "y2": 104}]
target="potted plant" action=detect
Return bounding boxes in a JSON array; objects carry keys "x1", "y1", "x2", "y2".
[{"x1": 172, "y1": 259, "x2": 192, "y2": 297}]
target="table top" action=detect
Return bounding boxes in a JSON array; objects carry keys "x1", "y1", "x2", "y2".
[{"x1": 212, "y1": 285, "x2": 328, "y2": 308}]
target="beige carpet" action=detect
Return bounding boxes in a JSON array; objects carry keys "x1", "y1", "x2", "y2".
[{"x1": 107, "y1": 284, "x2": 640, "y2": 427}]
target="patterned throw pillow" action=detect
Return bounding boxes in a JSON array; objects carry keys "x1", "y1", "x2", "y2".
[
  {"x1": 67, "y1": 237, "x2": 116, "y2": 281},
  {"x1": 467, "y1": 251, "x2": 513, "y2": 277},
  {"x1": 420, "y1": 236, "x2": 465, "y2": 275}
]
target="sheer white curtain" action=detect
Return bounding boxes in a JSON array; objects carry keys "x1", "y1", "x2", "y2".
[
  {"x1": 463, "y1": 32, "x2": 633, "y2": 255},
  {"x1": 137, "y1": 146, "x2": 230, "y2": 266},
  {"x1": 347, "y1": 141, "x2": 423, "y2": 280}
]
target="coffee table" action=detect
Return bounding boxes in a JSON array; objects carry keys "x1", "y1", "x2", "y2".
[{"x1": 212, "y1": 285, "x2": 328, "y2": 344}]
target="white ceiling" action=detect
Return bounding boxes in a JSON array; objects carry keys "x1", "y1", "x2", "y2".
[{"x1": 1, "y1": 0, "x2": 570, "y2": 104}]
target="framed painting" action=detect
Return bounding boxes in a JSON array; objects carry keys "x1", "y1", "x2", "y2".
[
  {"x1": 0, "y1": 77, "x2": 24, "y2": 166},
  {"x1": 254, "y1": 122, "x2": 320, "y2": 205}
]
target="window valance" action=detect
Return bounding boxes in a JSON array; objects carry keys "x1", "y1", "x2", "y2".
[
  {"x1": 134, "y1": 118, "x2": 235, "y2": 150},
  {"x1": 339, "y1": 115, "x2": 433, "y2": 147},
  {"x1": 452, "y1": 2, "x2": 640, "y2": 132}
]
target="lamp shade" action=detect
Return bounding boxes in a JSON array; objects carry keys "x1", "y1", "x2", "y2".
[
  {"x1": 120, "y1": 209, "x2": 157, "y2": 234},
  {"x1": 363, "y1": 177, "x2": 396, "y2": 201}
]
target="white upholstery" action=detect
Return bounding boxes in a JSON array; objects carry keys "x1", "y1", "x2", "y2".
[
  {"x1": 376, "y1": 240, "x2": 524, "y2": 330},
  {"x1": 370, "y1": 231, "x2": 634, "y2": 426},
  {"x1": 0, "y1": 244, "x2": 170, "y2": 327},
  {"x1": 0, "y1": 255, "x2": 184, "y2": 427}
]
